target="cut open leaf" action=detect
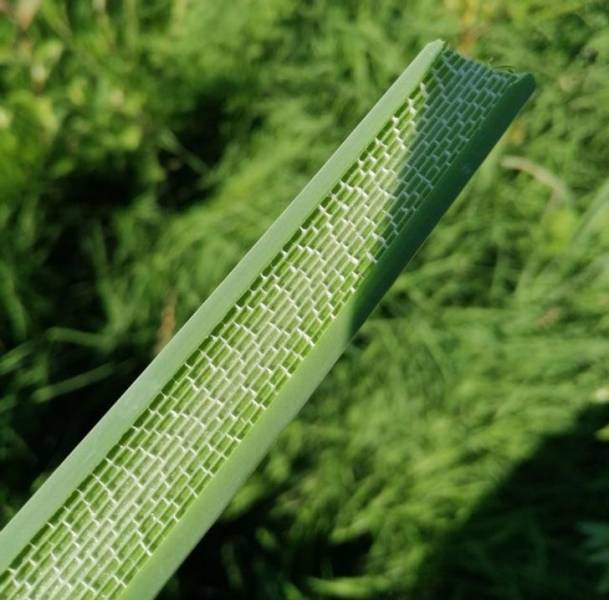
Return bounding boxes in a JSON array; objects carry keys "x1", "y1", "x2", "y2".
[{"x1": 0, "y1": 40, "x2": 534, "y2": 599}]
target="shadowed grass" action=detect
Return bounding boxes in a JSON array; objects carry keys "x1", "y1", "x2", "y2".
[{"x1": 411, "y1": 402, "x2": 609, "y2": 599}]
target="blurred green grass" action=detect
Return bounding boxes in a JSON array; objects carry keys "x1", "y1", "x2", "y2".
[{"x1": 1, "y1": 0, "x2": 609, "y2": 597}]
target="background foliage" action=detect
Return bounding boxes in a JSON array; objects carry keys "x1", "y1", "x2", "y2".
[{"x1": 1, "y1": 0, "x2": 609, "y2": 597}]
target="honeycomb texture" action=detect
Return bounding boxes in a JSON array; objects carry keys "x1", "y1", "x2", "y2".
[{"x1": 0, "y1": 49, "x2": 518, "y2": 599}]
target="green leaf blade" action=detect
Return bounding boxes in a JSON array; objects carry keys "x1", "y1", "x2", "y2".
[{"x1": 0, "y1": 41, "x2": 534, "y2": 599}]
